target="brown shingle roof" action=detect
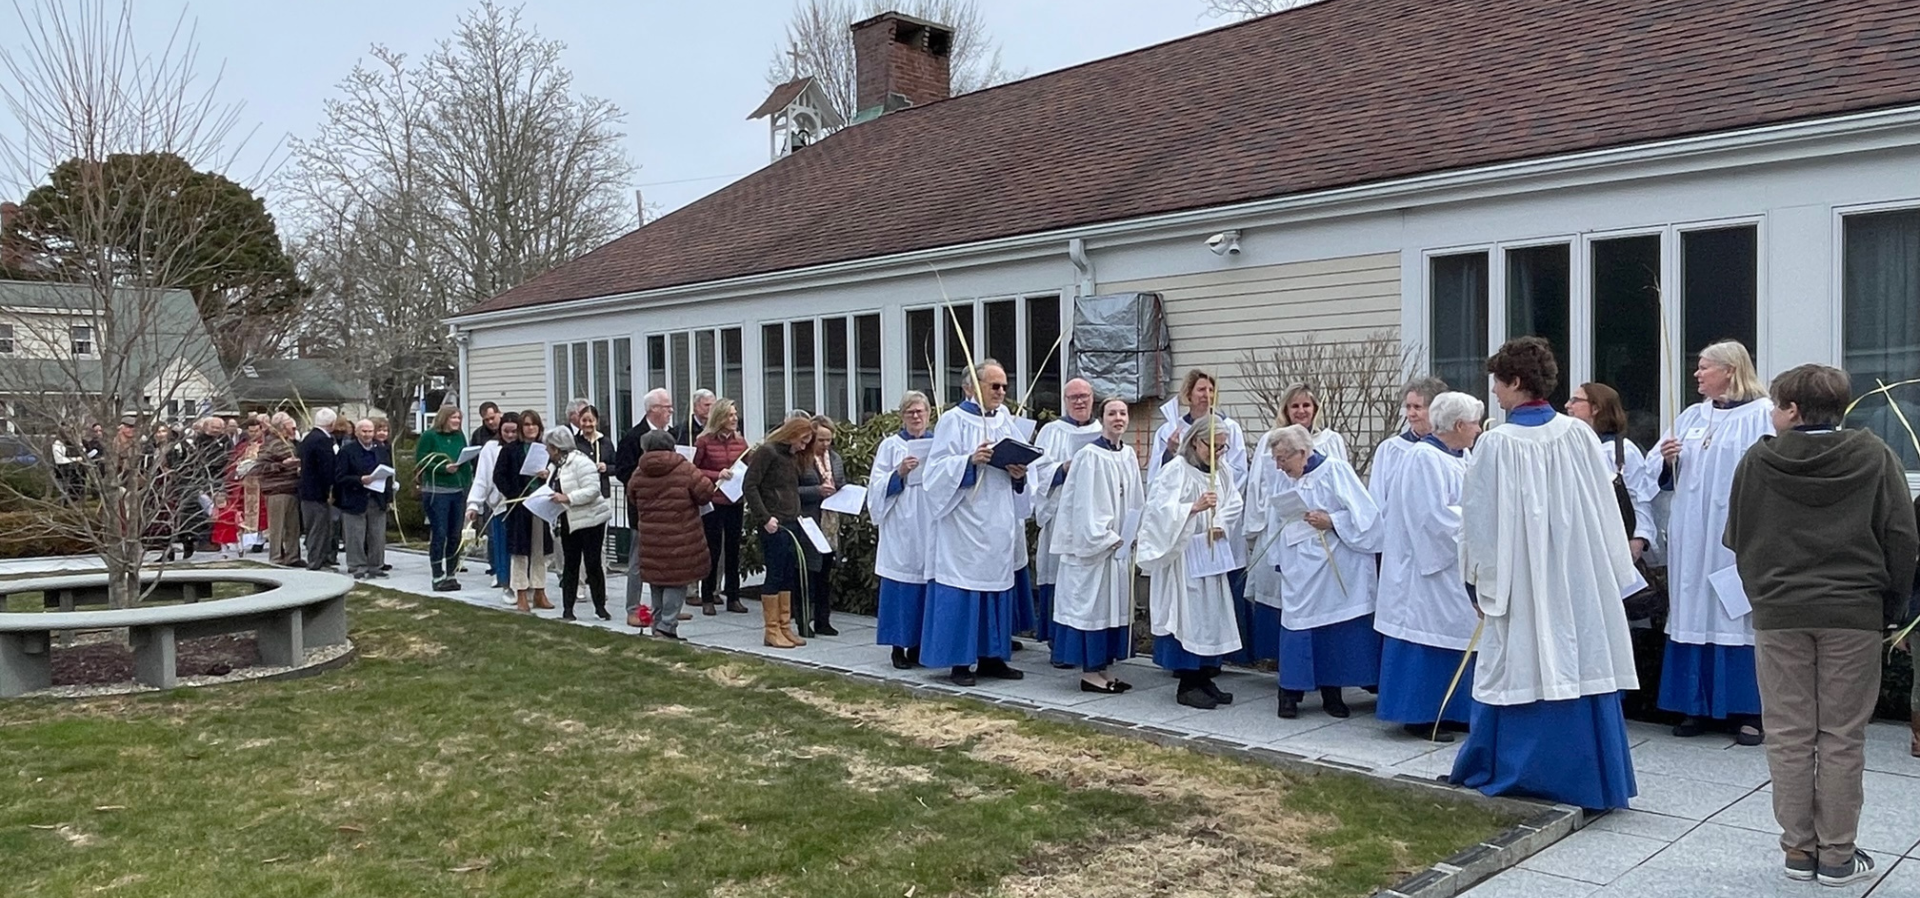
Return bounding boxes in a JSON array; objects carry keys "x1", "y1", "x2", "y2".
[
  {"x1": 748, "y1": 77, "x2": 816, "y2": 121},
  {"x1": 467, "y1": 0, "x2": 1920, "y2": 317}
]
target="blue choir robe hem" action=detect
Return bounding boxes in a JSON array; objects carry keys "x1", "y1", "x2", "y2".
[
  {"x1": 1656, "y1": 641, "x2": 1762, "y2": 719},
  {"x1": 1152, "y1": 634, "x2": 1226, "y2": 672},
  {"x1": 1052, "y1": 624, "x2": 1132, "y2": 672},
  {"x1": 1449, "y1": 692, "x2": 1638, "y2": 811},
  {"x1": 1247, "y1": 602, "x2": 1281, "y2": 664},
  {"x1": 1011, "y1": 568, "x2": 1037, "y2": 637},
  {"x1": 919, "y1": 568, "x2": 1031, "y2": 668},
  {"x1": 1278, "y1": 614, "x2": 1381, "y2": 692},
  {"x1": 1375, "y1": 636, "x2": 1478, "y2": 725},
  {"x1": 1032, "y1": 583, "x2": 1055, "y2": 643},
  {"x1": 1221, "y1": 568, "x2": 1261, "y2": 664},
  {"x1": 875, "y1": 578, "x2": 927, "y2": 648}
]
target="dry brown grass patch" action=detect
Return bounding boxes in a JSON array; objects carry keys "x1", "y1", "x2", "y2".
[
  {"x1": 359, "y1": 632, "x2": 447, "y2": 661},
  {"x1": 784, "y1": 690, "x2": 1332, "y2": 895}
]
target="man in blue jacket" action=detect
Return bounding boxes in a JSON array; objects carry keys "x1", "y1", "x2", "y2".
[
  {"x1": 298, "y1": 408, "x2": 339, "y2": 571},
  {"x1": 335, "y1": 419, "x2": 390, "y2": 580}
]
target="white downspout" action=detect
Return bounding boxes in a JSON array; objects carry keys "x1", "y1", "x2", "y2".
[{"x1": 1067, "y1": 238, "x2": 1094, "y2": 377}]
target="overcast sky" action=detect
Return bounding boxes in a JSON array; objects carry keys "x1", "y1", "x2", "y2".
[{"x1": 59, "y1": 1, "x2": 1226, "y2": 219}]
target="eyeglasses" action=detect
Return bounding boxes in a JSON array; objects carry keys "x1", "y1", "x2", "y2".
[
  {"x1": 984, "y1": 383, "x2": 1009, "y2": 392},
  {"x1": 1567, "y1": 397, "x2": 1590, "y2": 405}
]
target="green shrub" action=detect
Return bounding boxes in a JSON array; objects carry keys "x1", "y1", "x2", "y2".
[
  {"x1": 0, "y1": 509, "x2": 93, "y2": 558},
  {"x1": 387, "y1": 436, "x2": 425, "y2": 544}
]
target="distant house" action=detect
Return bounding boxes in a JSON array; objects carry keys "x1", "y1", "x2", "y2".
[
  {"x1": 0, "y1": 278, "x2": 226, "y2": 433},
  {"x1": 448, "y1": 1, "x2": 1920, "y2": 478},
  {"x1": 229, "y1": 358, "x2": 376, "y2": 423}
]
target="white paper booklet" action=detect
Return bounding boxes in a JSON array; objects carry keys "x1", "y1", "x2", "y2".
[{"x1": 820, "y1": 484, "x2": 868, "y2": 515}]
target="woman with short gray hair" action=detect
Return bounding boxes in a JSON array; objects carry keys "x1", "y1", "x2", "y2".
[
  {"x1": 1136, "y1": 414, "x2": 1244, "y2": 711},
  {"x1": 546, "y1": 426, "x2": 613, "y2": 621}
]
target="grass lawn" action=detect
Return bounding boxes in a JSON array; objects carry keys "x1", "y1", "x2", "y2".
[{"x1": 0, "y1": 584, "x2": 1512, "y2": 897}]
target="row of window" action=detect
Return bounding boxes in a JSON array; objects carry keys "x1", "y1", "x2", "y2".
[
  {"x1": 759, "y1": 315, "x2": 882, "y2": 432},
  {"x1": 550, "y1": 338, "x2": 636, "y2": 436},
  {"x1": 903, "y1": 294, "x2": 1063, "y2": 417},
  {"x1": 1430, "y1": 209, "x2": 1920, "y2": 466},
  {"x1": 0, "y1": 323, "x2": 92, "y2": 356}
]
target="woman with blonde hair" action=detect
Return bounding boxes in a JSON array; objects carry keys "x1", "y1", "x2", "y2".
[
  {"x1": 870, "y1": 391, "x2": 936, "y2": 668},
  {"x1": 692, "y1": 398, "x2": 750, "y2": 614},
  {"x1": 417, "y1": 404, "x2": 473, "y2": 591},
  {"x1": 741, "y1": 416, "x2": 817, "y2": 648},
  {"x1": 1653, "y1": 339, "x2": 1774, "y2": 744}
]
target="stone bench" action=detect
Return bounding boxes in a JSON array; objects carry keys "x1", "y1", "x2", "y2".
[{"x1": 0, "y1": 569, "x2": 354, "y2": 696}]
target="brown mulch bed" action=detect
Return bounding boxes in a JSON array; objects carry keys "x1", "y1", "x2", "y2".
[{"x1": 48, "y1": 632, "x2": 262, "y2": 687}]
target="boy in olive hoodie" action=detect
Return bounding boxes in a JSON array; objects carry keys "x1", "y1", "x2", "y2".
[{"x1": 1724, "y1": 363, "x2": 1919, "y2": 887}]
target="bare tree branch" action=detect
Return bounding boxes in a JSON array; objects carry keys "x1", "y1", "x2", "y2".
[
  {"x1": 1198, "y1": 0, "x2": 1323, "y2": 19},
  {"x1": 0, "y1": 0, "x2": 256, "y2": 607},
  {"x1": 765, "y1": 0, "x2": 1020, "y2": 121},
  {"x1": 1237, "y1": 329, "x2": 1419, "y2": 477}
]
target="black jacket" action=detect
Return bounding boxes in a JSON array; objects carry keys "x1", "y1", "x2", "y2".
[
  {"x1": 612, "y1": 420, "x2": 687, "y2": 507},
  {"x1": 333, "y1": 440, "x2": 387, "y2": 515},
  {"x1": 296, "y1": 428, "x2": 336, "y2": 504}
]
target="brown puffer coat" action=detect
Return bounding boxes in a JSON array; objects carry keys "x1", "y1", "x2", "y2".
[{"x1": 628, "y1": 450, "x2": 717, "y2": 586}]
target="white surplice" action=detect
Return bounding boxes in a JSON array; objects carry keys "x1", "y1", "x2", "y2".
[
  {"x1": 1136, "y1": 458, "x2": 1244, "y2": 657},
  {"x1": 868, "y1": 432, "x2": 937, "y2": 584},
  {"x1": 924, "y1": 403, "x2": 1033, "y2": 592},
  {"x1": 1652, "y1": 399, "x2": 1774, "y2": 647},
  {"x1": 1148, "y1": 413, "x2": 1250, "y2": 570},
  {"x1": 1598, "y1": 434, "x2": 1659, "y2": 545},
  {"x1": 1462, "y1": 412, "x2": 1640, "y2": 705},
  {"x1": 1049, "y1": 440, "x2": 1144, "y2": 631},
  {"x1": 1373, "y1": 440, "x2": 1476, "y2": 651},
  {"x1": 1368, "y1": 431, "x2": 1422, "y2": 506},
  {"x1": 1030, "y1": 416, "x2": 1103, "y2": 589},
  {"x1": 1270, "y1": 455, "x2": 1382, "y2": 630},
  {"x1": 1244, "y1": 426, "x2": 1352, "y2": 607}
]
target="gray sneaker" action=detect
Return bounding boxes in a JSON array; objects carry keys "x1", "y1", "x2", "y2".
[
  {"x1": 1784, "y1": 852, "x2": 1815, "y2": 881},
  {"x1": 1816, "y1": 849, "x2": 1875, "y2": 887}
]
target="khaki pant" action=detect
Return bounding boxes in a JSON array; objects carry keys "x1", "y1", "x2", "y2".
[
  {"x1": 266, "y1": 494, "x2": 302, "y2": 566},
  {"x1": 1756, "y1": 627, "x2": 1882, "y2": 868},
  {"x1": 510, "y1": 538, "x2": 549, "y2": 592}
]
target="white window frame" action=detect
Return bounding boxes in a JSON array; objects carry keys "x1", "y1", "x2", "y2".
[
  {"x1": 901, "y1": 291, "x2": 1061, "y2": 413},
  {"x1": 1831, "y1": 200, "x2": 1920, "y2": 485},
  {"x1": 638, "y1": 325, "x2": 746, "y2": 420},
  {"x1": 1420, "y1": 244, "x2": 1495, "y2": 408},
  {"x1": 0, "y1": 323, "x2": 13, "y2": 354},
  {"x1": 69, "y1": 324, "x2": 93, "y2": 356}
]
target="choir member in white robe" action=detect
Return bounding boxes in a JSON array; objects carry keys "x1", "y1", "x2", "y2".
[
  {"x1": 1568, "y1": 382, "x2": 1658, "y2": 560},
  {"x1": 1030, "y1": 378, "x2": 1102, "y2": 647},
  {"x1": 1137, "y1": 415, "x2": 1244, "y2": 710},
  {"x1": 1368, "y1": 376, "x2": 1450, "y2": 504},
  {"x1": 1374, "y1": 392, "x2": 1484, "y2": 741},
  {"x1": 1049, "y1": 397, "x2": 1144, "y2": 692},
  {"x1": 1148, "y1": 370, "x2": 1253, "y2": 662},
  {"x1": 869, "y1": 391, "x2": 937, "y2": 670},
  {"x1": 920, "y1": 362, "x2": 1035, "y2": 686},
  {"x1": 1265, "y1": 425, "x2": 1385, "y2": 720},
  {"x1": 1450, "y1": 337, "x2": 1639, "y2": 811},
  {"x1": 1239, "y1": 432, "x2": 1288, "y2": 664},
  {"x1": 1651, "y1": 340, "x2": 1775, "y2": 743}
]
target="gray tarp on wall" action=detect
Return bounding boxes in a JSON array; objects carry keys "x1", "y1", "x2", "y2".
[{"x1": 1068, "y1": 292, "x2": 1171, "y2": 403}]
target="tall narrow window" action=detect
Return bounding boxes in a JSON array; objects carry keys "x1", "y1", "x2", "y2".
[
  {"x1": 985, "y1": 299, "x2": 1018, "y2": 376},
  {"x1": 613, "y1": 338, "x2": 634, "y2": 434},
  {"x1": 1592, "y1": 235, "x2": 1664, "y2": 448},
  {"x1": 1682, "y1": 225, "x2": 1759, "y2": 382},
  {"x1": 0, "y1": 323, "x2": 15, "y2": 354},
  {"x1": 761, "y1": 323, "x2": 786, "y2": 432},
  {"x1": 943, "y1": 302, "x2": 974, "y2": 407},
  {"x1": 647, "y1": 335, "x2": 667, "y2": 399},
  {"x1": 1506, "y1": 244, "x2": 1571, "y2": 406},
  {"x1": 592, "y1": 340, "x2": 613, "y2": 426},
  {"x1": 552, "y1": 344, "x2": 570, "y2": 422},
  {"x1": 1844, "y1": 209, "x2": 1920, "y2": 468},
  {"x1": 856, "y1": 314, "x2": 883, "y2": 420},
  {"x1": 1026, "y1": 295, "x2": 1062, "y2": 415},
  {"x1": 695, "y1": 330, "x2": 717, "y2": 398},
  {"x1": 721, "y1": 327, "x2": 744, "y2": 405},
  {"x1": 791, "y1": 320, "x2": 816, "y2": 417},
  {"x1": 1430, "y1": 253, "x2": 1489, "y2": 397},
  {"x1": 906, "y1": 309, "x2": 935, "y2": 398},
  {"x1": 670, "y1": 331, "x2": 692, "y2": 416},
  {"x1": 570, "y1": 342, "x2": 590, "y2": 416},
  {"x1": 822, "y1": 316, "x2": 849, "y2": 421}
]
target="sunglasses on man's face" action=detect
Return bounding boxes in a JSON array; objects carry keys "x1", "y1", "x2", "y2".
[{"x1": 984, "y1": 383, "x2": 1009, "y2": 392}]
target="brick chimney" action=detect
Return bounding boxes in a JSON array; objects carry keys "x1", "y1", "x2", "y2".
[{"x1": 850, "y1": 11, "x2": 953, "y2": 120}]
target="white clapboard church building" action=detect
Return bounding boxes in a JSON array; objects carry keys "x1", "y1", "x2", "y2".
[{"x1": 449, "y1": 0, "x2": 1920, "y2": 479}]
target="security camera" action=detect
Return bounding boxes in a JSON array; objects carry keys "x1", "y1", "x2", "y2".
[{"x1": 1206, "y1": 230, "x2": 1242, "y2": 256}]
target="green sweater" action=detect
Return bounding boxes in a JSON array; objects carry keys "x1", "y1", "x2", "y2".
[
  {"x1": 415, "y1": 430, "x2": 474, "y2": 493},
  {"x1": 1724, "y1": 428, "x2": 1919, "y2": 632}
]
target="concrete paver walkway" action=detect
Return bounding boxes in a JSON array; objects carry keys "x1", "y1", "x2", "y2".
[{"x1": 12, "y1": 550, "x2": 1919, "y2": 896}]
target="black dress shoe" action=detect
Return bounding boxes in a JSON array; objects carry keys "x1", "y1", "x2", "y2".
[
  {"x1": 1177, "y1": 687, "x2": 1219, "y2": 710},
  {"x1": 977, "y1": 659, "x2": 1024, "y2": 680},
  {"x1": 1673, "y1": 716, "x2": 1707, "y2": 738},
  {"x1": 1404, "y1": 723, "x2": 1455, "y2": 743},
  {"x1": 594, "y1": 607, "x2": 612, "y2": 621},
  {"x1": 1011, "y1": 640, "x2": 1025, "y2": 652},
  {"x1": 1277, "y1": 692, "x2": 1300, "y2": 719},
  {"x1": 1321, "y1": 688, "x2": 1351, "y2": 719},
  {"x1": 813, "y1": 622, "x2": 840, "y2": 636},
  {"x1": 1111, "y1": 680, "x2": 1133, "y2": 693},
  {"x1": 950, "y1": 666, "x2": 978, "y2": 687},
  {"x1": 1199, "y1": 679, "x2": 1234, "y2": 705},
  {"x1": 891, "y1": 648, "x2": 911, "y2": 670},
  {"x1": 1080, "y1": 679, "x2": 1124, "y2": 694},
  {"x1": 1051, "y1": 662, "x2": 1075, "y2": 670},
  {"x1": 561, "y1": 611, "x2": 577, "y2": 621}
]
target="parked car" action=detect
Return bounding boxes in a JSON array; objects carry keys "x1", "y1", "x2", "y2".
[{"x1": 0, "y1": 435, "x2": 40, "y2": 467}]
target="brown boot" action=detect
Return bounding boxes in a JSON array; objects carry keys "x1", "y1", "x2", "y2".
[
  {"x1": 762, "y1": 593, "x2": 796, "y2": 648},
  {"x1": 516, "y1": 592, "x2": 531, "y2": 613},
  {"x1": 533, "y1": 592, "x2": 554, "y2": 610},
  {"x1": 776, "y1": 592, "x2": 806, "y2": 646}
]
